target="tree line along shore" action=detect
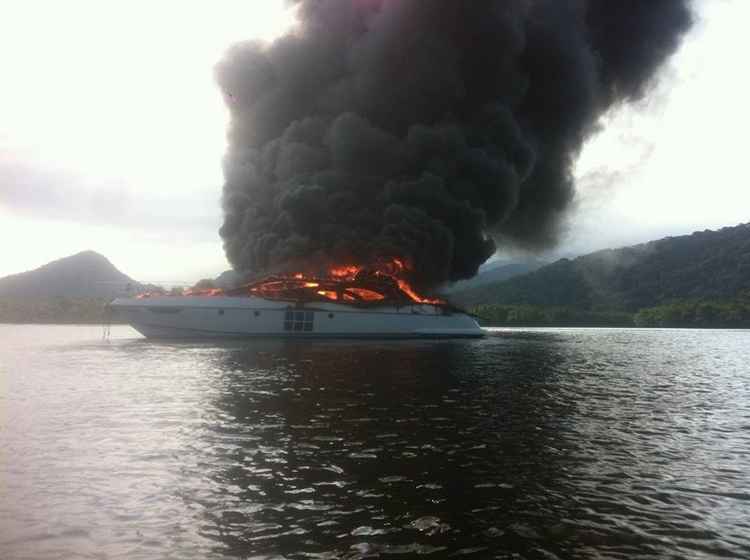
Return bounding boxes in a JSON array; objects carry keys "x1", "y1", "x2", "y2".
[{"x1": 472, "y1": 298, "x2": 750, "y2": 328}]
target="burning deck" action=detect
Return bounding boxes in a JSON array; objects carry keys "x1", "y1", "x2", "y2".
[
  {"x1": 237, "y1": 259, "x2": 444, "y2": 306},
  {"x1": 142, "y1": 258, "x2": 445, "y2": 307}
]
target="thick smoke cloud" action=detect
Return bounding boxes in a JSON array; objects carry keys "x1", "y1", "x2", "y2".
[{"x1": 216, "y1": 0, "x2": 692, "y2": 290}]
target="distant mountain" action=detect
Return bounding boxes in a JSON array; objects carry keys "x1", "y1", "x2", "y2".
[
  {"x1": 0, "y1": 251, "x2": 141, "y2": 299},
  {"x1": 442, "y1": 259, "x2": 546, "y2": 294},
  {"x1": 453, "y1": 223, "x2": 750, "y2": 310}
]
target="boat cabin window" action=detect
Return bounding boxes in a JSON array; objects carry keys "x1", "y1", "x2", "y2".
[{"x1": 284, "y1": 309, "x2": 314, "y2": 332}]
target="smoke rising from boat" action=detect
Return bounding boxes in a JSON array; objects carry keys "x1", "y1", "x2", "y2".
[{"x1": 216, "y1": 0, "x2": 692, "y2": 290}]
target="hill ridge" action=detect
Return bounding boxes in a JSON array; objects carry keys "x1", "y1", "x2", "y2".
[
  {"x1": 0, "y1": 251, "x2": 140, "y2": 298},
  {"x1": 453, "y1": 222, "x2": 750, "y2": 310}
]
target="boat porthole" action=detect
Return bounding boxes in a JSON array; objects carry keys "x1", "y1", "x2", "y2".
[
  {"x1": 218, "y1": 309, "x2": 225, "y2": 316},
  {"x1": 328, "y1": 313, "x2": 334, "y2": 319},
  {"x1": 254, "y1": 311, "x2": 261, "y2": 317}
]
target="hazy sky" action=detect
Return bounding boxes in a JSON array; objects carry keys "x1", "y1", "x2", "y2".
[{"x1": 1, "y1": 0, "x2": 748, "y2": 282}]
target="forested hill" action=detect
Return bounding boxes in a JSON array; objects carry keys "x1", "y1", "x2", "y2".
[
  {"x1": 453, "y1": 223, "x2": 750, "y2": 311},
  {"x1": 0, "y1": 251, "x2": 140, "y2": 298}
]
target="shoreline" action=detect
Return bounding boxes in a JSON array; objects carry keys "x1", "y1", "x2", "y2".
[{"x1": 2, "y1": 321, "x2": 749, "y2": 331}]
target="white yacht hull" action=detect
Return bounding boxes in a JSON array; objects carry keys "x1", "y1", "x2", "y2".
[{"x1": 110, "y1": 296, "x2": 484, "y2": 339}]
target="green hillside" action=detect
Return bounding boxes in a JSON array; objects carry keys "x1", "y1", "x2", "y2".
[{"x1": 453, "y1": 223, "x2": 750, "y2": 327}]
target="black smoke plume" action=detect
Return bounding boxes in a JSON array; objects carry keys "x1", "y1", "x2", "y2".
[{"x1": 216, "y1": 0, "x2": 692, "y2": 290}]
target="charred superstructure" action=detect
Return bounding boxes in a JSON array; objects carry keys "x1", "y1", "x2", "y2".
[{"x1": 239, "y1": 259, "x2": 443, "y2": 305}]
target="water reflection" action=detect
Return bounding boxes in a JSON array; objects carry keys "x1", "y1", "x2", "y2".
[
  {"x1": 183, "y1": 336, "x2": 581, "y2": 558},
  {"x1": 6, "y1": 326, "x2": 748, "y2": 559}
]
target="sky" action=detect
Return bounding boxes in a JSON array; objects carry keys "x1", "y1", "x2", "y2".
[{"x1": 0, "y1": 0, "x2": 748, "y2": 283}]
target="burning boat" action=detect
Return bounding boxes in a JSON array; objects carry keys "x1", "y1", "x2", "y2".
[{"x1": 110, "y1": 259, "x2": 483, "y2": 339}]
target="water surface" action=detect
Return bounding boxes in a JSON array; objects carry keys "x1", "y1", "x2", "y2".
[{"x1": 1, "y1": 325, "x2": 749, "y2": 559}]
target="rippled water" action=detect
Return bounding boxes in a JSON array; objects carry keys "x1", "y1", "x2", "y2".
[{"x1": 1, "y1": 325, "x2": 749, "y2": 559}]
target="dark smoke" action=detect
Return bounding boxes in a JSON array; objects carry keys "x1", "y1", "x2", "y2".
[{"x1": 216, "y1": 0, "x2": 692, "y2": 290}]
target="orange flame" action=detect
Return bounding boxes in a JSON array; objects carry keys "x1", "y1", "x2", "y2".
[
  {"x1": 242, "y1": 258, "x2": 444, "y2": 305},
  {"x1": 329, "y1": 265, "x2": 360, "y2": 279},
  {"x1": 134, "y1": 258, "x2": 444, "y2": 306},
  {"x1": 183, "y1": 287, "x2": 225, "y2": 297}
]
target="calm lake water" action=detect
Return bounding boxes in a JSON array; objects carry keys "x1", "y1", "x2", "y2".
[{"x1": 1, "y1": 325, "x2": 749, "y2": 559}]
